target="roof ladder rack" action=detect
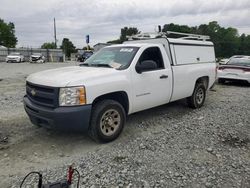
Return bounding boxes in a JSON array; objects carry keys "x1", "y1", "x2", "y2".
[
  {"x1": 127, "y1": 32, "x2": 163, "y2": 40},
  {"x1": 165, "y1": 31, "x2": 210, "y2": 41},
  {"x1": 127, "y1": 31, "x2": 210, "y2": 41}
]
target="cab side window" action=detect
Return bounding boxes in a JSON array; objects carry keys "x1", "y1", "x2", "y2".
[{"x1": 138, "y1": 47, "x2": 164, "y2": 70}]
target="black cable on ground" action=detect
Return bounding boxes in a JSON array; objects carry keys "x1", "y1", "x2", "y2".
[
  {"x1": 20, "y1": 171, "x2": 42, "y2": 188},
  {"x1": 73, "y1": 168, "x2": 80, "y2": 188}
]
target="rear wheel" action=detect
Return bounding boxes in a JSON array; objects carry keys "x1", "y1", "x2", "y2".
[
  {"x1": 187, "y1": 83, "x2": 206, "y2": 109},
  {"x1": 218, "y1": 78, "x2": 225, "y2": 84},
  {"x1": 88, "y1": 100, "x2": 126, "y2": 143}
]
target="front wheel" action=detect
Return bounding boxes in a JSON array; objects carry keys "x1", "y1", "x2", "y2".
[
  {"x1": 88, "y1": 100, "x2": 126, "y2": 143},
  {"x1": 187, "y1": 83, "x2": 206, "y2": 109}
]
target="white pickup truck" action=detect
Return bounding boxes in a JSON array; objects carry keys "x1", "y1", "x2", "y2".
[{"x1": 24, "y1": 32, "x2": 216, "y2": 142}]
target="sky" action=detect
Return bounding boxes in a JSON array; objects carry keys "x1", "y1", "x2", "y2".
[{"x1": 0, "y1": 0, "x2": 250, "y2": 48}]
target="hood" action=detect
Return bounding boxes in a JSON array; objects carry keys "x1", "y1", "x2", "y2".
[
  {"x1": 31, "y1": 55, "x2": 41, "y2": 58},
  {"x1": 26, "y1": 66, "x2": 119, "y2": 87},
  {"x1": 7, "y1": 55, "x2": 21, "y2": 58}
]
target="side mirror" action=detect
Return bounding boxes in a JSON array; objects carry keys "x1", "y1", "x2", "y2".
[{"x1": 136, "y1": 60, "x2": 157, "y2": 73}]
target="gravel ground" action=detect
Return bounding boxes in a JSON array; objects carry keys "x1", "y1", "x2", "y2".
[{"x1": 0, "y1": 62, "x2": 249, "y2": 188}]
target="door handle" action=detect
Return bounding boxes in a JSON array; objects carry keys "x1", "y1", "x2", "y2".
[{"x1": 160, "y1": 75, "x2": 168, "y2": 79}]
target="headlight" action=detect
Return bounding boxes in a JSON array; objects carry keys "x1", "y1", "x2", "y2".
[{"x1": 59, "y1": 86, "x2": 86, "y2": 106}]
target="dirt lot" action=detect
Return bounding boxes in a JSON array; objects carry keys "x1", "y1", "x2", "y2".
[{"x1": 0, "y1": 62, "x2": 249, "y2": 188}]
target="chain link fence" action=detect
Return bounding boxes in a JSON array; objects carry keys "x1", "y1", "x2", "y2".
[{"x1": 0, "y1": 48, "x2": 64, "y2": 62}]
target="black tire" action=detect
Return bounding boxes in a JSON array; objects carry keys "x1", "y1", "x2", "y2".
[
  {"x1": 218, "y1": 78, "x2": 225, "y2": 84},
  {"x1": 187, "y1": 83, "x2": 206, "y2": 109},
  {"x1": 88, "y1": 100, "x2": 126, "y2": 143}
]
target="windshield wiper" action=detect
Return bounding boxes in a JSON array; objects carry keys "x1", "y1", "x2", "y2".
[
  {"x1": 91, "y1": 63, "x2": 113, "y2": 68},
  {"x1": 79, "y1": 63, "x2": 89, "y2": 66}
]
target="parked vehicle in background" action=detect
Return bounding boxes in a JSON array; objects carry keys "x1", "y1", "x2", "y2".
[
  {"x1": 23, "y1": 31, "x2": 216, "y2": 142},
  {"x1": 30, "y1": 53, "x2": 46, "y2": 63},
  {"x1": 217, "y1": 55, "x2": 250, "y2": 84},
  {"x1": 77, "y1": 51, "x2": 93, "y2": 62},
  {"x1": 6, "y1": 52, "x2": 24, "y2": 63},
  {"x1": 219, "y1": 58, "x2": 229, "y2": 65}
]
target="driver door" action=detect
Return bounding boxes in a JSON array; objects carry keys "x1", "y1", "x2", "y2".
[{"x1": 131, "y1": 46, "x2": 172, "y2": 112}]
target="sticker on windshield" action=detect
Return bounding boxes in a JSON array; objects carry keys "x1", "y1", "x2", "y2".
[{"x1": 120, "y1": 48, "x2": 134, "y2": 52}]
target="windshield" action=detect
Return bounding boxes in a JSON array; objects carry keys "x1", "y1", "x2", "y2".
[
  {"x1": 227, "y1": 58, "x2": 250, "y2": 66},
  {"x1": 82, "y1": 46, "x2": 139, "y2": 69}
]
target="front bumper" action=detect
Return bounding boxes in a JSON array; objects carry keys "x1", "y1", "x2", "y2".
[
  {"x1": 6, "y1": 59, "x2": 20, "y2": 62},
  {"x1": 24, "y1": 96, "x2": 92, "y2": 132},
  {"x1": 30, "y1": 57, "x2": 43, "y2": 62}
]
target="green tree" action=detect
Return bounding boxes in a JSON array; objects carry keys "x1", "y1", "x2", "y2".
[
  {"x1": 120, "y1": 27, "x2": 140, "y2": 43},
  {"x1": 0, "y1": 18, "x2": 18, "y2": 47},
  {"x1": 107, "y1": 22, "x2": 250, "y2": 57},
  {"x1": 162, "y1": 23, "x2": 196, "y2": 34},
  {"x1": 196, "y1": 22, "x2": 240, "y2": 57},
  {"x1": 217, "y1": 27, "x2": 239, "y2": 57},
  {"x1": 163, "y1": 21, "x2": 244, "y2": 57},
  {"x1": 106, "y1": 27, "x2": 139, "y2": 44},
  {"x1": 41, "y1": 42, "x2": 56, "y2": 49},
  {"x1": 238, "y1": 34, "x2": 250, "y2": 55},
  {"x1": 60, "y1": 38, "x2": 76, "y2": 57}
]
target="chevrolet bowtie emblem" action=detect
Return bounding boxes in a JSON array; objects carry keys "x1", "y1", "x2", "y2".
[{"x1": 31, "y1": 89, "x2": 36, "y2": 96}]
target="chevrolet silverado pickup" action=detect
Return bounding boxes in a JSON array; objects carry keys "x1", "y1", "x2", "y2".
[{"x1": 24, "y1": 32, "x2": 216, "y2": 142}]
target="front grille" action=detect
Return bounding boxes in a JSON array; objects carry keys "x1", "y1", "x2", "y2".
[
  {"x1": 26, "y1": 82, "x2": 58, "y2": 108},
  {"x1": 31, "y1": 57, "x2": 40, "y2": 61}
]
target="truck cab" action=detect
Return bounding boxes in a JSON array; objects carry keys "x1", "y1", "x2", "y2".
[{"x1": 24, "y1": 31, "x2": 216, "y2": 142}]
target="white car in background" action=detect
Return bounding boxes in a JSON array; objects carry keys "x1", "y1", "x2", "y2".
[
  {"x1": 6, "y1": 52, "x2": 25, "y2": 63},
  {"x1": 30, "y1": 53, "x2": 46, "y2": 63},
  {"x1": 217, "y1": 55, "x2": 250, "y2": 84}
]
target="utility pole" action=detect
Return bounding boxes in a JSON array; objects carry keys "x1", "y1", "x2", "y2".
[{"x1": 54, "y1": 17, "x2": 57, "y2": 48}]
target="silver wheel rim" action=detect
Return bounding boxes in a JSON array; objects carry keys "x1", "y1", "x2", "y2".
[
  {"x1": 100, "y1": 109, "x2": 121, "y2": 136},
  {"x1": 196, "y1": 88, "x2": 204, "y2": 104}
]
